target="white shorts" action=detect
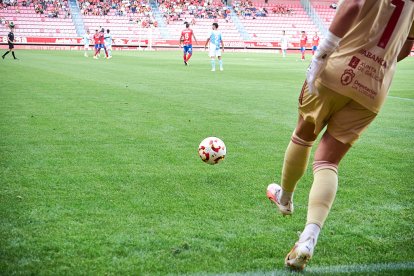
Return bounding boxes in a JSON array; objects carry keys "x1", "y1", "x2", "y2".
[
  {"x1": 105, "y1": 44, "x2": 112, "y2": 50},
  {"x1": 209, "y1": 48, "x2": 222, "y2": 57},
  {"x1": 84, "y1": 45, "x2": 89, "y2": 50}
]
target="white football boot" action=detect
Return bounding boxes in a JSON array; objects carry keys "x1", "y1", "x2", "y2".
[
  {"x1": 285, "y1": 236, "x2": 315, "y2": 271},
  {"x1": 266, "y1": 183, "x2": 293, "y2": 216}
]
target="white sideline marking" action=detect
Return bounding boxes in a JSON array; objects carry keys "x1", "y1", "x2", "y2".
[
  {"x1": 388, "y1": 96, "x2": 414, "y2": 101},
  {"x1": 194, "y1": 262, "x2": 414, "y2": 275}
]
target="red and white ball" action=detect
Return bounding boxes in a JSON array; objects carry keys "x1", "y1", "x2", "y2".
[{"x1": 198, "y1": 137, "x2": 226, "y2": 165}]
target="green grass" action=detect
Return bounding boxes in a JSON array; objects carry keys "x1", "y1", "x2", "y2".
[{"x1": 0, "y1": 50, "x2": 413, "y2": 275}]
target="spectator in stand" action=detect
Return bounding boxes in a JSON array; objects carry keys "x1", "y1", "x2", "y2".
[{"x1": 272, "y1": 4, "x2": 292, "y2": 15}]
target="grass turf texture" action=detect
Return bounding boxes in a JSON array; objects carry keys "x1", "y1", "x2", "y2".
[{"x1": 0, "y1": 50, "x2": 413, "y2": 275}]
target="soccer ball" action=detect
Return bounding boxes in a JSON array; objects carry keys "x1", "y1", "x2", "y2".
[{"x1": 198, "y1": 137, "x2": 226, "y2": 165}]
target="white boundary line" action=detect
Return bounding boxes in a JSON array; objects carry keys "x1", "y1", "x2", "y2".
[
  {"x1": 192, "y1": 262, "x2": 414, "y2": 276},
  {"x1": 388, "y1": 95, "x2": 414, "y2": 101}
]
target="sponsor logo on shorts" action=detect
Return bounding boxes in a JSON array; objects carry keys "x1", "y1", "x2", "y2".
[{"x1": 341, "y1": 69, "x2": 355, "y2": 86}]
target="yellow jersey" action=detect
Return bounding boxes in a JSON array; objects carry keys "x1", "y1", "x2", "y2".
[{"x1": 319, "y1": 0, "x2": 414, "y2": 113}]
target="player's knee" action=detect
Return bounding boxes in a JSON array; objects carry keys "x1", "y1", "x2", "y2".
[{"x1": 295, "y1": 117, "x2": 317, "y2": 142}]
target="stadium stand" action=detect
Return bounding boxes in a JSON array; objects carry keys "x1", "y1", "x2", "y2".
[
  {"x1": 0, "y1": 0, "x2": 345, "y2": 49},
  {"x1": 238, "y1": 0, "x2": 318, "y2": 42},
  {"x1": 0, "y1": 0, "x2": 76, "y2": 38},
  {"x1": 309, "y1": 0, "x2": 336, "y2": 26}
]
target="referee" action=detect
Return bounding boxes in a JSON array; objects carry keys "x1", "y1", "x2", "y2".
[{"x1": 2, "y1": 26, "x2": 18, "y2": 60}]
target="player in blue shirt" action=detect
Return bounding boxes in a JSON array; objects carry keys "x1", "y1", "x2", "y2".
[{"x1": 204, "y1": 23, "x2": 224, "y2": 71}]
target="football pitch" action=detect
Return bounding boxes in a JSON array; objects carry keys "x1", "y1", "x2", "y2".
[{"x1": 0, "y1": 50, "x2": 413, "y2": 275}]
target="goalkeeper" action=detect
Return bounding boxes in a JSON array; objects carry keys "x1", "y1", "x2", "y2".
[{"x1": 266, "y1": 0, "x2": 414, "y2": 271}]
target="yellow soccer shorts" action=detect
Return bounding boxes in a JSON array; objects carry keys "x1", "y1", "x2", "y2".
[{"x1": 298, "y1": 81, "x2": 377, "y2": 145}]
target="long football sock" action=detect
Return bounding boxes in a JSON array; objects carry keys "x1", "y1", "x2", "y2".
[
  {"x1": 109, "y1": 49, "x2": 112, "y2": 56},
  {"x1": 186, "y1": 53, "x2": 192, "y2": 61},
  {"x1": 211, "y1": 59, "x2": 215, "y2": 70},
  {"x1": 183, "y1": 54, "x2": 187, "y2": 62},
  {"x1": 104, "y1": 47, "x2": 108, "y2": 58},
  {"x1": 2, "y1": 51, "x2": 10, "y2": 58},
  {"x1": 219, "y1": 59, "x2": 223, "y2": 69},
  {"x1": 12, "y1": 51, "x2": 16, "y2": 59},
  {"x1": 280, "y1": 132, "x2": 313, "y2": 205},
  {"x1": 94, "y1": 49, "x2": 99, "y2": 56},
  {"x1": 306, "y1": 163, "x2": 338, "y2": 228}
]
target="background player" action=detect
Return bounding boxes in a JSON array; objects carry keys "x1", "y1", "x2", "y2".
[
  {"x1": 280, "y1": 30, "x2": 289, "y2": 58},
  {"x1": 267, "y1": 0, "x2": 414, "y2": 271},
  {"x1": 83, "y1": 29, "x2": 91, "y2": 57},
  {"x1": 2, "y1": 26, "x2": 17, "y2": 60},
  {"x1": 93, "y1": 30, "x2": 100, "y2": 59},
  {"x1": 312, "y1": 32, "x2": 319, "y2": 55},
  {"x1": 104, "y1": 29, "x2": 114, "y2": 59},
  {"x1": 300, "y1": 30, "x2": 307, "y2": 61},
  {"x1": 204, "y1": 23, "x2": 224, "y2": 71},
  {"x1": 94, "y1": 28, "x2": 108, "y2": 59},
  {"x1": 180, "y1": 21, "x2": 197, "y2": 66}
]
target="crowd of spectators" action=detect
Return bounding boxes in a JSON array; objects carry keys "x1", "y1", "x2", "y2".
[
  {"x1": 0, "y1": 0, "x2": 70, "y2": 18},
  {"x1": 157, "y1": 0, "x2": 230, "y2": 24},
  {"x1": 0, "y1": 0, "x2": 17, "y2": 8},
  {"x1": 270, "y1": 4, "x2": 292, "y2": 15},
  {"x1": 232, "y1": 0, "x2": 267, "y2": 18},
  {"x1": 79, "y1": 0, "x2": 157, "y2": 28}
]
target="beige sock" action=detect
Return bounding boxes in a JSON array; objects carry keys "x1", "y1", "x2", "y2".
[
  {"x1": 280, "y1": 134, "x2": 313, "y2": 205},
  {"x1": 306, "y1": 167, "x2": 338, "y2": 228}
]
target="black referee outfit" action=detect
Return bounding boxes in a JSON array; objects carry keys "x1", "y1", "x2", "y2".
[{"x1": 2, "y1": 29, "x2": 17, "y2": 60}]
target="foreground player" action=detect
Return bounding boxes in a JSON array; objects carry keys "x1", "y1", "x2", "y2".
[
  {"x1": 83, "y1": 30, "x2": 91, "y2": 57},
  {"x1": 266, "y1": 0, "x2": 414, "y2": 271},
  {"x1": 204, "y1": 23, "x2": 224, "y2": 71},
  {"x1": 300, "y1": 31, "x2": 307, "y2": 60},
  {"x1": 104, "y1": 29, "x2": 114, "y2": 58},
  {"x1": 311, "y1": 32, "x2": 319, "y2": 55},
  {"x1": 180, "y1": 22, "x2": 197, "y2": 65},
  {"x1": 2, "y1": 27, "x2": 17, "y2": 60}
]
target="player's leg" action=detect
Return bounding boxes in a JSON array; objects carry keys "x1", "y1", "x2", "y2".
[
  {"x1": 285, "y1": 131, "x2": 350, "y2": 271},
  {"x1": 183, "y1": 46, "x2": 188, "y2": 65},
  {"x1": 103, "y1": 45, "x2": 108, "y2": 58},
  {"x1": 94, "y1": 45, "x2": 99, "y2": 58},
  {"x1": 209, "y1": 47, "x2": 216, "y2": 71},
  {"x1": 301, "y1": 47, "x2": 305, "y2": 60},
  {"x1": 218, "y1": 55, "x2": 223, "y2": 71},
  {"x1": 108, "y1": 45, "x2": 112, "y2": 58},
  {"x1": 84, "y1": 46, "x2": 89, "y2": 57},
  {"x1": 2, "y1": 50, "x2": 10, "y2": 59},
  {"x1": 11, "y1": 49, "x2": 17, "y2": 59},
  {"x1": 282, "y1": 48, "x2": 286, "y2": 58},
  {"x1": 285, "y1": 99, "x2": 377, "y2": 271},
  {"x1": 267, "y1": 82, "x2": 320, "y2": 214},
  {"x1": 210, "y1": 57, "x2": 216, "y2": 71},
  {"x1": 186, "y1": 45, "x2": 193, "y2": 63}
]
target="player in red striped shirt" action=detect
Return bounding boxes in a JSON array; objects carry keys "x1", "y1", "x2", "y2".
[
  {"x1": 179, "y1": 22, "x2": 197, "y2": 66},
  {"x1": 300, "y1": 31, "x2": 307, "y2": 61},
  {"x1": 312, "y1": 32, "x2": 320, "y2": 55},
  {"x1": 94, "y1": 28, "x2": 108, "y2": 59}
]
